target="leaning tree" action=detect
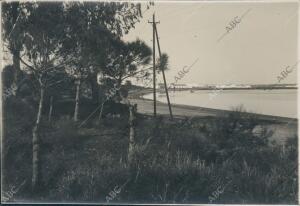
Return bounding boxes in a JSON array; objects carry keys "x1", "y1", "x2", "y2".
[
  {"x1": 63, "y1": 1, "x2": 150, "y2": 103},
  {"x1": 2, "y1": 0, "x2": 155, "y2": 190},
  {"x1": 6, "y1": 2, "x2": 74, "y2": 190}
]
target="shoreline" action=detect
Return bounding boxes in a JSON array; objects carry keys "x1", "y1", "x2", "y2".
[
  {"x1": 129, "y1": 88, "x2": 297, "y2": 124},
  {"x1": 129, "y1": 88, "x2": 298, "y2": 145}
]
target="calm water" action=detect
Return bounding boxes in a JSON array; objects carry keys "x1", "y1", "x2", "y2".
[{"x1": 143, "y1": 89, "x2": 298, "y2": 118}]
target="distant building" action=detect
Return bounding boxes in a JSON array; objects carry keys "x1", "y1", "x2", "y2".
[
  {"x1": 168, "y1": 83, "x2": 189, "y2": 89},
  {"x1": 158, "y1": 83, "x2": 165, "y2": 89}
]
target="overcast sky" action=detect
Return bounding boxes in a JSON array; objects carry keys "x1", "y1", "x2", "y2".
[{"x1": 123, "y1": 1, "x2": 298, "y2": 85}]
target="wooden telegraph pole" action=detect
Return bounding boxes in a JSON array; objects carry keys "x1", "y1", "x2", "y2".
[
  {"x1": 148, "y1": 14, "x2": 159, "y2": 117},
  {"x1": 149, "y1": 13, "x2": 173, "y2": 120},
  {"x1": 154, "y1": 23, "x2": 173, "y2": 120}
]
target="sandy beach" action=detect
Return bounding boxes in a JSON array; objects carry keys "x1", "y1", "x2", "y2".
[{"x1": 129, "y1": 90, "x2": 298, "y2": 145}]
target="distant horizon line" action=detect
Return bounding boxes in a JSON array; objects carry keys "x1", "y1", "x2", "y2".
[{"x1": 136, "y1": 82, "x2": 298, "y2": 86}]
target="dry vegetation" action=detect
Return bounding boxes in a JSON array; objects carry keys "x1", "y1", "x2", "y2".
[{"x1": 2, "y1": 96, "x2": 298, "y2": 204}]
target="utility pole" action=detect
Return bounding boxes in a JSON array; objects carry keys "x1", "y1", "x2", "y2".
[
  {"x1": 154, "y1": 23, "x2": 173, "y2": 120},
  {"x1": 148, "y1": 14, "x2": 159, "y2": 117}
]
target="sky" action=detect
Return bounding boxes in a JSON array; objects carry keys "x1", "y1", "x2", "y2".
[{"x1": 123, "y1": 1, "x2": 299, "y2": 85}]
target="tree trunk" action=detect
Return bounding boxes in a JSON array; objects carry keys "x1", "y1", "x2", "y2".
[
  {"x1": 32, "y1": 85, "x2": 45, "y2": 190},
  {"x1": 98, "y1": 102, "x2": 105, "y2": 123},
  {"x1": 89, "y1": 75, "x2": 99, "y2": 103},
  {"x1": 12, "y1": 48, "x2": 21, "y2": 94},
  {"x1": 48, "y1": 96, "x2": 53, "y2": 122},
  {"x1": 128, "y1": 104, "x2": 137, "y2": 165},
  {"x1": 115, "y1": 78, "x2": 122, "y2": 103},
  {"x1": 74, "y1": 79, "x2": 80, "y2": 122},
  {"x1": 11, "y1": 2, "x2": 21, "y2": 94}
]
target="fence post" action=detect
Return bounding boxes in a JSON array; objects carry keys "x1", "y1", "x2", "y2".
[{"x1": 128, "y1": 104, "x2": 137, "y2": 165}]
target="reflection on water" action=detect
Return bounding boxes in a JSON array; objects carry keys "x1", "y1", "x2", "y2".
[{"x1": 144, "y1": 89, "x2": 297, "y2": 118}]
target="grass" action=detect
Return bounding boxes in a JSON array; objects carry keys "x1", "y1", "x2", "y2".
[{"x1": 2, "y1": 96, "x2": 298, "y2": 204}]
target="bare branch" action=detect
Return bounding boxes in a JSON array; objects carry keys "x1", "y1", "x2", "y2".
[
  {"x1": 121, "y1": 66, "x2": 152, "y2": 81},
  {"x1": 46, "y1": 78, "x2": 67, "y2": 88}
]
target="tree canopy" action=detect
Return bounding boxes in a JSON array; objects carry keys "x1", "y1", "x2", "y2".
[{"x1": 102, "y1": 39, "x2": 152, "y2": 86}]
